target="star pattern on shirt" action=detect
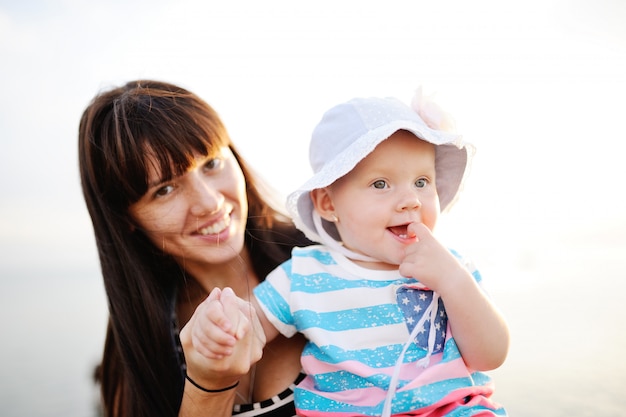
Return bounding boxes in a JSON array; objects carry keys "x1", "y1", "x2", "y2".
[{"x1": 396, "y1": 287, "x2": 447, "y2": 353}]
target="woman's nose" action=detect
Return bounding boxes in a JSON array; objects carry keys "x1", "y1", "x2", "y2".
[{"x1": 188, "y1": 175, "x2": 223, "y2": 217}]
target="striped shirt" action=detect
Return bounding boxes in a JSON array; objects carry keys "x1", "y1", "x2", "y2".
[{"x1": 254, "y1": 245, "x2": 506, "y2": 417}]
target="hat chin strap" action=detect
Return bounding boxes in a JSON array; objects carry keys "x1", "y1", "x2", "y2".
[
  {"x1": 313, "y1": 212, "x2": 440, "y2": 417},
  {"x1": 313, "y1": 213, "x2": 441, "y2": 417},
  {"x1": 381, "y1": 290, "x2": 440, "y2": 417},
  {"x1": 312, "y1": 212, "x2": 379, "y2": 263}
]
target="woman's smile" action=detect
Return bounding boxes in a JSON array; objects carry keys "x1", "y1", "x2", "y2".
[{"x1": 195, "y1": 207, "x2": 232, "y2": 236}]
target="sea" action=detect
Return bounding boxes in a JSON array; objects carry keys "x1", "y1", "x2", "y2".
[{"x1": 1, "y1": 233, "x2": 625, "y2": 416}]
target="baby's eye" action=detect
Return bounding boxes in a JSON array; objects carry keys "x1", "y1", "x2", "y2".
[
  {"x1": 154, "y1": 184, "x2": 175, "y2": 198},
  {"x1": 415, "y1": 178, "x2": 428, "y2": 188},
  {"x1": 372, "y1": 180, "x2": 387, "y2": 189}
]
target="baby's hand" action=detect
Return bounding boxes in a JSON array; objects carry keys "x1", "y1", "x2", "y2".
[
  {"x1": 187, "y1": 287, "x2": 256, "y2": 359},
  {"x1": 179, "y1": 286, "x2": 266, "y2": 389},
  {"x1": 399, "y1": 222, "x2": 463, "y2": 292}
]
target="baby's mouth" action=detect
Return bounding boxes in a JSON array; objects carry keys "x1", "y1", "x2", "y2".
[{"x1": 388, "y1": 224, "x2": 410, "y2": 239}]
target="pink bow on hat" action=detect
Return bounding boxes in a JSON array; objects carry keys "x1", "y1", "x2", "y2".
[{"x1": 411, "y1": 86, "x2": 457, "y2": 133}]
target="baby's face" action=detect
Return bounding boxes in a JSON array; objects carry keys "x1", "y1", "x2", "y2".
[{"x1": 322, "y1": 130, "x2": 439, "y2": 268}]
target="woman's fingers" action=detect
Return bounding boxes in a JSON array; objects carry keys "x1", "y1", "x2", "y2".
[
  {"x1": 220, "y1": 287, "x2": 247, "y2": 340},
  {"x1": 180, "y1": 287, "x2": 267, "y2": 385}
]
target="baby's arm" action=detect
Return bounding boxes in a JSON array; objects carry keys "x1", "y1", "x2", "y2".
[
  {"x1": 250, "y1": 295, "x2": 280, "y2": 344},
  {"x1": 399, "y1": 223, "x2": 510, "y2": 371}
]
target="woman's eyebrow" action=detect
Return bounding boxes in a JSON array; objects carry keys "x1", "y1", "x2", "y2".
[{"x1": 147, "y1": 174, "x2": 169, "y2": 189}]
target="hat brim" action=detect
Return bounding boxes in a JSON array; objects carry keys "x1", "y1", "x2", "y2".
[{"x1": 287, "y1": 119, "x2": 472, "y2": 244}]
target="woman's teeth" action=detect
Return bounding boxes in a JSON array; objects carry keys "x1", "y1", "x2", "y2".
[{"x1": 198, "y1": 216, "x2": 230, "y2": 235}]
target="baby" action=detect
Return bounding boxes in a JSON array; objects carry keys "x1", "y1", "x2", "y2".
[{"x1": 209, "y1": 90, "x2": 509, "y2": 416}]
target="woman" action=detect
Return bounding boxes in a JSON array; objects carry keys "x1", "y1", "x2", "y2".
[{"x1": 79, "y1": 80, "x2": 309, "y2": 417}]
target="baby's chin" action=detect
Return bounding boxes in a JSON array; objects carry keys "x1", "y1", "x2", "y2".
[{"x1": 352, "y1": 255, "x2": 401, "y2": 271}]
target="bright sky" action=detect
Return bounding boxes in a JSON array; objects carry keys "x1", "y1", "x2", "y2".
[
  {"x1": 1, "y1": 0, "x2": 625, "y2": 271},
  {"x1": 2, "y1": 3, "x2": 626, "y2": 415}
]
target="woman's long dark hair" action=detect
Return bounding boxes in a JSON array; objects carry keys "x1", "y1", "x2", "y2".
[{"x1": 79, "y1": 80, "x2": 308, "y2": 417}]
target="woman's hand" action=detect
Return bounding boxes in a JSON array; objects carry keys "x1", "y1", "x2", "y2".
[{"x1": 179, "y1": 287, "x2": 266, "y2": 390}]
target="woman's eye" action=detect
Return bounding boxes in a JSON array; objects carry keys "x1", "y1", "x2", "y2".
[
  {"x1": 415, "y1": 178, "x2": 428, "y2": 188},
  {"x1": 372, "y1": 180, "x2": 387, "y2": 189},
  {"x1": 154, "y1": 184, "x2": 175, "y2": 198},
  {"x1": 203, "y1": 157, "x2": 223, "y2": 172}
]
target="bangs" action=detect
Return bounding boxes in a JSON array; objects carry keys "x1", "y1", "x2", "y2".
[
  {"x1": 98, "y1": 83, "x2": 231, "y2": 206},
  {"x1": 131, "y1": 102, "x2": 229, "y2": 194}
]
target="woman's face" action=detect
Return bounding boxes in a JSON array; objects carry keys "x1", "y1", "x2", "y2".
[{"x1": 129, "y1": 146, "x2": 248, "y2": 273}]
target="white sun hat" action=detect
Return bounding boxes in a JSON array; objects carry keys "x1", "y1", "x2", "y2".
[{"x1": 286, "y1": 88, "x2": 474, "y2": 246}]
